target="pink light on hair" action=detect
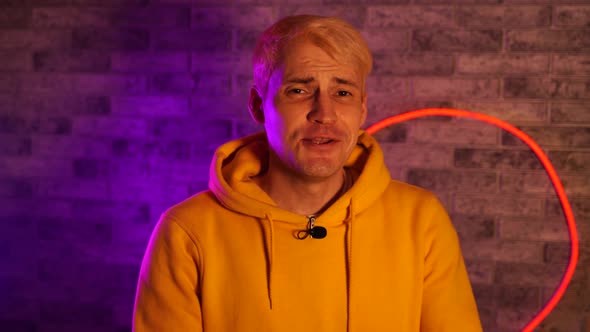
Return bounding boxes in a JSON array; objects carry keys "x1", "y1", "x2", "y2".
[{"x1": 366, "y1": 108, "x2": 579, "y2": 332}]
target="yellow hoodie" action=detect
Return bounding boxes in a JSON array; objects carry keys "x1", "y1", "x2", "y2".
[{"x1": 133, "y1": 131, "x2": 482, "y2": 331}]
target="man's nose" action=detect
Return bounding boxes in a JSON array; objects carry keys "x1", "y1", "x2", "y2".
[{"x1": 307, "y1": 91, "x2": 336, "y2": 125}]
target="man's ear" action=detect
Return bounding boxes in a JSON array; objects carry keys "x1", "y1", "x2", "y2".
[
  {"x1": 360, "y1": 92, "x2": 368, "y2": 126},
  {"x1": 248, "y1": 86, "x2": 265, "y2": 124}
]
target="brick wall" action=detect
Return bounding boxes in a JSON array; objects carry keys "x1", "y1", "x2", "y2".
[{"x1": 0, "y1": 1, "x2": 588, "y2": 332}]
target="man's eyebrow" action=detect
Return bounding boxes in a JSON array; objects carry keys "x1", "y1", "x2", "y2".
[
  {"x1": 285, "y1": 77, "x2": 315, "y2": 84},
  {"x1": 334, "y1": 77, "x2": 359, "y2": 88}
]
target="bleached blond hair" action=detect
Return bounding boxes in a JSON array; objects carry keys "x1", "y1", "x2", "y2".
[{"x1": 252, "y1": 15, "x2": 373, "y2": 97}]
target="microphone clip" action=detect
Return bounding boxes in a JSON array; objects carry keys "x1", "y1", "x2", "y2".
[{"x1": 297, "y1": 216, "x2": 327, "y2": 239}]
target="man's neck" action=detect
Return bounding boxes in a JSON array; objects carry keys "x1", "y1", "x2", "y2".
[{"x1": 254, "y1": 161, "x2": 347, "y2": 216}]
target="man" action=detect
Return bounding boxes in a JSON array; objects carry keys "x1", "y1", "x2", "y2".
[{"x1": 133, "y1": 15, "x2": 482, "y2": 331}]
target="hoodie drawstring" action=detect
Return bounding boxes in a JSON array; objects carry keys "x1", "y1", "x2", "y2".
[
  {"x1": 346, "y1": 198, "x2": 355, "y2": 332},
  {"x1": 263, "y1": 212, "x2": 275, "y2": 310}
]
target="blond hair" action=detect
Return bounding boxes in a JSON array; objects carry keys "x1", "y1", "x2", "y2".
[{"x1": 252, "y1": 15, "x2": 373, "y2": 97}]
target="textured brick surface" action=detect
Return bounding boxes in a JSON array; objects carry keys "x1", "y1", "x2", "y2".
[
  {"x1": 507, "y1": 30, "x2": 590, "y2": 52},
  {"x1": 457, "y1": 5, "x2": 551, "y2": 27},
  {"x1": 412, "y1": 29, "x2": 502, "y2": 51},
  {"x1": 367, "y1": 6, "x2": 454, "y2": 28},
  {"x1": 457, "y1": 54, "x2": 549, "y2": 75},
  {"x1": 2, "y1": 3, "x2": 589, "y2": 331},
  {"x1": 551, "y1": 102, "x2": 590, "y2": 124}
]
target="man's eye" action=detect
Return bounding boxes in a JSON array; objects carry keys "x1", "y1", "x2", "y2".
[
  {"x1": 337, "y1": 91, "x2": 352, "y2": 96},
  {"x1": 289, "y1": 88, "x2": 304, "y2": 94}
]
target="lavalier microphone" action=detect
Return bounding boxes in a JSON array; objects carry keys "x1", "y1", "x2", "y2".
[{"x1": 297, "y1": 216, "x2": 327, "y2": 239}]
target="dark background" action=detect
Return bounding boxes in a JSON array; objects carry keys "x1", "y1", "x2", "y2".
[{"x1": 0, "y1": 0, "x2": 589, "y2": 331}]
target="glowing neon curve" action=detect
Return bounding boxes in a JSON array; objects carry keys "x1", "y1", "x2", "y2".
[{"x1": 366, "y1": 108, "x2": 579, "y2": 332}]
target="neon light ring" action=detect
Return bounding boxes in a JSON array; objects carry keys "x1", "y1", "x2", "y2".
[{"x1": 366, "y1": 108, "x2": 579, "y2": 332}]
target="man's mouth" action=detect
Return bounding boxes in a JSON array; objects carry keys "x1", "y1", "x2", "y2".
[{"x1": 310, "y1": 137, "x2": 334, "y2": 145}]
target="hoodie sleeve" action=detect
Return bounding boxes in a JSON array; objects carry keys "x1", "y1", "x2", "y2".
[
  {"x1": 133, "y1": 214, "x2": 203, "y2": 332},
  {"x1": 420, "y1": 197, "x2": 483, "y2": 332}
]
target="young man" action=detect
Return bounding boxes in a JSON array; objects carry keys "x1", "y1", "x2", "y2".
[{"x1": 133, "y1": 15, "x2": 482, "y2": 331}]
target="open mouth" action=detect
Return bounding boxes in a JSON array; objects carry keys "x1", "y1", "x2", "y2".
[{"x1": 310, "y1": 137, "x2": 334, "y2": 145}]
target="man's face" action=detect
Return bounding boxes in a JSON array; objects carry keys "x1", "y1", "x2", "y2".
[{"x1": 251, "y1": 38, "x2": 367, "y2": 180}]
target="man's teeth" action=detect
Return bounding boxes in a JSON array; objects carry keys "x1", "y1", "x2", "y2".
[{"x1": 312, "y1": 138, "x2": 331, "y2": 144}]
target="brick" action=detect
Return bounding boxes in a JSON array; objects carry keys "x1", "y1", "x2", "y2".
[
  {"x1": 457, "y1": 5, "x2": 551, "y2": 27},
  {"x1": 191, "y1": 52, "x2": 250, "y2": 74},
  {"x1": 192, "y1": 7, "x2": 274, "y2": 29},
  {"x1": 32, "y1": 135, "x2": 112, "y2": 158},
  {"x1": 366, "y1": 76, "x2": 406, "y2": 96},
  {"x1": 412, "y1": 29, "x2": 502, "y2": 52},
  {"x1": 409, "y1": 118, "x2": 499, "y2": 145},
  {"x1": 460, "y1": 239, "x2": 496, "y2": 260},
  {"x1": 236, "y1": 29, "x2": 263, "y2": 52},
  {"x1": 502, "y1": 126, "x2": 590, "y2": 148},
  {"x1": 457, "y1": 54, "x2": 549, "y2": 74},
  {"x1": 0, "y1": 8, "x2": 31, "y2": 28},
  {"x1": 0, "y1": 178, "x2": 33, "y2": 198},
  {"x1": 549, "y1": 150, "x2": 590, "y2": 172},
  {"x1": 546, "y1": 197, "x2": 590, "y2": 219},
  {"x1": 0, "y1": 114, "x2": 72, "y2": 135},
  {"x1": 372, "y1": 53, "x2": 453, "y2": 75},
  {"x1": 84, "y1": 96, "x2": 110, "y2": 115},
  {"x1": 33, "y1": 50, "x2": 110, "y2": 72},
  {"x1": 154, "y1": 29, "x2": 231, "y2": 51},
  {"x1": 560, "y1": 174, "x2": 590, "y2": 196},
  {"x1": 14, "y1": 94, "x2": 81, "y2": 116},
  {"x1": 278, "y1": 6, "x2": 366, "y2": 28},
  {"x1": 471, "y1": 283, "x2": 494, "y2": 308},
  {"x1": 0, "y1": 50, "x2": 32, "y2": 71},
  {"x1": 504, "y1": 77, "x2": 590, "y2": 99},
  {"x1": 0, "y1": 135, "x2": 31, "y2": 156},
  {"x1": 496, "y1": 241, "x2": 545, "y2": 263},
  {"x1": 455, "y1": 148, "x2": 544, "y2": 170},
  {"x1": 553, "y1": 55, "x2": 590, "y2": 75},
  {"x1": 497, "y1": 284, "x2": 541, "y2": 308},
  {"x1": 527, "y1": 308, "x2": 585, "y2": 332},
  {"x1": 407, "y1": 168, "x2": 497, "y2": 192},
  {"x1": 465, "y1": 259, "x2": 495, "y2": 284},
  {"x1": 496, "y1": 308, "x2": 537, "y2": 331},
  {"x1": 373, "y1": 124, "x2": 407, "y2": 143},
  {"x1": 555, "y1": 5, "x2": 590, "y2": 27},
  {"x1": 70, "y1": 74, "x2": 147, "y2": 95},
  {"x1": 500, "y1": 171, "x2": 552, "y2": 194},
  {"x1": 0, "y1": 73, "x2": 18, "y2": 93},
  {"x1": 110, "y1": 181, "x2": 190, "y2": 203},
  {"x1": 361, "y1": 29, "x2": 408, "y2": 53},
  {"x1": 38, "y1": 179, "x2": 110, "y2": 200},
  {"x1": 190, "y1": 95, "x2": 251, "y2": 117},
  {"x1": 71, "y1": 0, "x2": 149, "y2": 5},
  {"x1": 414, "y1": 78, "x2": 499, "y2": 98},
  {"x1": 111, "y1": 96, "x2": 188, "y2": 117},
  {"x1": 494, "y1": 262, "x2": 564, "y2": 286},
  {"x1": 72, "y1": 158, "x2": 110, "y2": 179},
  {"x1": 151, "y1": 73, "x2": 231, "y2": 95},
  {"x1": 324, "y1": 0, "x2": 405, "y2": 4},
  {"x1": 453, "y1": 101, "x2": 548, "y2": 123},
  {"x1": 73, "y1": 116, "x2": 148, "y2": 138},
  {"x1": 107, "y1": 158, "x2": 151, "y2": 180},
  {"x1": 552, "y1": 102, "x2": 590, "y2": 125},
  {"x1": 152, "y1": 117, "x2": 232, "y2": 140},
  {"x1": 367, "y1": 6, "x2": 454, "y2": 28},
  {"x1": 381, "y1": 142, "x2": 453, "y2": 167},
  {"x1": 0, "y1": 30, "x2": 70, "y2": 50},
  {"x1": 452, "y1": 214, "x2": 495, "y2": 241},
  {"x1": 499, "y1": 218, "x2": 570, "y2": 241},
  {"x1": 72, "y1": 28, "x2": 149, "y2": 51},
  {"x1": 508, "y1": 30, "x2": 590, "y2": 52},
  {"x1": 454, "y1": 194, "x2": 545, "y2": 216},
  {"x1": 111, "y1": 138, "x2": 191, "y2": 161},
  {"x1": 113, "y1": 52, "x2": 188, "y2": 73},
  {"x1": 0, "y1": 157, "x2": 72, "y2": 177},
  {"x1": 544, "y1": 243, "x2": 588, "y2": 265}
]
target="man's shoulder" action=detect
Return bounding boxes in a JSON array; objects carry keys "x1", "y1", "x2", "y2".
[
  {"x1": 385, "y1": 179, "x2": 437, "y2": 201},
  {"x1": 160, "y1": 189, "x2": 222, "y2": 224}
]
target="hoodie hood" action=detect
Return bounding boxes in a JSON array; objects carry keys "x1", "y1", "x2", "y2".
[{"x1": 208, "y1": 130, "x2": 391, "y2": 222}]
